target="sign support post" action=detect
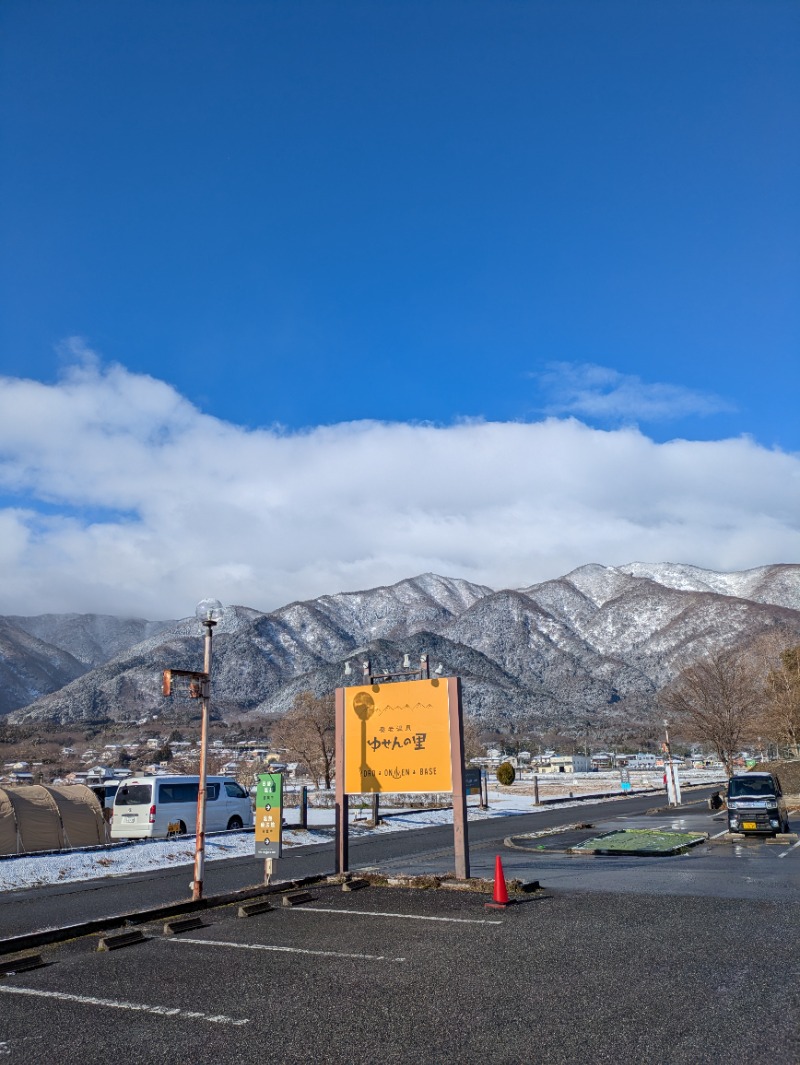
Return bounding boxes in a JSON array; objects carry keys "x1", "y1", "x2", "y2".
[
  {"x1": 335, "y1": 686, "x2": 348, "y2": 873},
  {"x1": 447, "y1": 676, "x2": 470, "y2": 879}
]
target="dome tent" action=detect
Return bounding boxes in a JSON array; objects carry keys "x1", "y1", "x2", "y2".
[{"x1": 0, "y1": 784, "x2": 106, "y2": 855}]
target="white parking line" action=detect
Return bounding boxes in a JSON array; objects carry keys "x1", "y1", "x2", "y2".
[
  {"x1": 0, "y1": 985, "x2": 249, "y2": 1026},
  {"x1": 778, "y1": 838, "x2": 800, "y2": 859},
  {"x1": 294, "y1": 907, "x2": 503, "y2": 925},
  {"x1": 165, "y1": 937, "x2": 405, "y2": 962},
  {"x1": 710, "y1": 829, "x2": 729, "y2": 839}
]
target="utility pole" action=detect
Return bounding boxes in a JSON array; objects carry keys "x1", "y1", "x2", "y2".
[
  {"x1": 663, "y1": 719, "x2": 678, "y2": 806},
  {"x1": 192, "y1": 606, "x2": 218, "y2": 901}
]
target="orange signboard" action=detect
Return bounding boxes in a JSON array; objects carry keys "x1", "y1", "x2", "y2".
[{"x1": 343, "y1": 678, "x2": 453, "y2": 794}]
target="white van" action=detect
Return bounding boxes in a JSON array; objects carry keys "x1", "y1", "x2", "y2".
[{"x1": 110, "y1": 775, "x2": 253, "y2": 840}]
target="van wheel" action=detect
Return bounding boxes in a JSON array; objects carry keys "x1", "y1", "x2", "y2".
[{"x1": 227, "y1": 816, "x2": 243, "y2": 831}]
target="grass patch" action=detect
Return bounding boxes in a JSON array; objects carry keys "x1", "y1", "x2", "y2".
[{"x1": 571, "y1": 829, "x2": 706, "y2": 856}]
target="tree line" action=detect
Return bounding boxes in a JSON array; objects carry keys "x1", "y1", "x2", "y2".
[{"x1": 660, "y1": 635, "x2": 800, "y2": 774}]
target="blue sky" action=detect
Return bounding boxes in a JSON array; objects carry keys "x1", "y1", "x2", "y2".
[{"x1": 0, "y1": 1, "x2": 798, "y2": 617}]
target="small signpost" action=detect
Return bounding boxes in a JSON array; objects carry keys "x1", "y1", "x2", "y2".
[
  {"x1": 464, "y1": 767, "x2": 487, "y2": 808},
  {"x1": 255, "y1": 772, "x2": 283, "y2": 883},
  {"x1": 464, "y1": 767, "x2": 482, "y2": 795},
  {"x1": 620, "y1": 767, "x2": 631, "y2": 792}
]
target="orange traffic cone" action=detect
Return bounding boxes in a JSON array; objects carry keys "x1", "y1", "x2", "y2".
[{"x1": 485, "y1": 854, "x2": 512, "y2": 909}]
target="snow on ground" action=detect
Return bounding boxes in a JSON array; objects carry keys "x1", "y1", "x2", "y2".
[{"x1": 0, "y1": 774, "x2": 725, "y2": 893}]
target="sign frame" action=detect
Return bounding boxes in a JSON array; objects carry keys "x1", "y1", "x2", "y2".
[
  {"x1": 342, "y1": 677, "x2": 455, "y2": 795},
  {"x1": 335, "y1": 675, "x2": 469, "y2": 879}
]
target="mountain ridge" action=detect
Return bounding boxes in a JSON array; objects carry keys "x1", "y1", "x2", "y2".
[{"x1": 4, "y1": 564, "x2": 799, "y2": 728}]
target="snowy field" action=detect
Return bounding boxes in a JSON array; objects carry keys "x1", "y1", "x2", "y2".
[
  {"x1": 0, "y1": 794, "x2": 530, "y2": 893},
  {"x1": 0, "y1": 774, "x2": 725, "y2": 893}
]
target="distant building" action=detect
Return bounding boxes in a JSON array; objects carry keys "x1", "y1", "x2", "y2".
[
  {"x1": 538, "y1": 754, "x2": 592, "y2": 774},
  {"x1": 590, "y1": 752, "x2": 615, "y2": 770},
  {"x1": 625, "y1": 753, "x2": 658, "y2": 770}
]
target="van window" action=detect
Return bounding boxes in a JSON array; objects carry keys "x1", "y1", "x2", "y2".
[
  {"x1": 156, "y1": 781, "x2": 219, "y2": 803},
  {"x1": 115, "y1": 783, "x2": 152, "y2": 806},
  {"x1": 225, "y1": 781, "x2": 247, "y2": 799},
  {"x1": 159, "y1": 781, "x2": 198, "y2": 804}
]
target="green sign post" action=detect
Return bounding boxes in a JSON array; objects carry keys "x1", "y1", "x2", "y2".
[{"x1": 255, "y1": 772, "x2": 283, "y2": 860}]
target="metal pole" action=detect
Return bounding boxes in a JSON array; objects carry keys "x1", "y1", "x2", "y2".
[
  {"x1": 663, "y1": 720, "x2": 676, "y2": 807},
  {"x1": 192, "y1": 618, "x2": 215, "y2": 901},
  {"x1": 448, "y1": 676, "x2": 470, "y2": 880},
  {"x1": 334, "y1": 686, "x2": 349, "y2": 873},
  {"x1": 300, "y1": 784, "x2": 308, "y2": 829}
]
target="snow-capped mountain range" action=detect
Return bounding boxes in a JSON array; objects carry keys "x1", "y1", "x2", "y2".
[{"x1": 4, "y1": 563, "x2": 800, "y2": 729}]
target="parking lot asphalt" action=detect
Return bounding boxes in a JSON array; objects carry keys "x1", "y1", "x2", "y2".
[{"x1": 0, "y1": 878, "x2": 797, "y2": 1065}]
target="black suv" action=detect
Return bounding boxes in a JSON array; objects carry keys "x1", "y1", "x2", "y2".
[{"x1": 726, "y1": 772, "x2": 790, "y2": 836}]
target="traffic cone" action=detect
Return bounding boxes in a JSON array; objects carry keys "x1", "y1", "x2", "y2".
[{"x1": 485, "y1": 854, "x2": 512, "y2": 909}]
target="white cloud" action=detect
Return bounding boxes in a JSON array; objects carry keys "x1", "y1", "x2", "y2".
[
  {"x1": 0, "y1": 352, "x2": 797, "y2": 618},
  {"x1": 538, "y1": 362, "x2": 735, "y2": 422}
]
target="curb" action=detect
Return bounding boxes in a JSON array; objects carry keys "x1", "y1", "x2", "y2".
[{"x1": 0, "y1": 873, "x2": 328, "y2": 957}]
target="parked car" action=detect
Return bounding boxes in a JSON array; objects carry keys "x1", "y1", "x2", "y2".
[
  {"x1": 110, "y1": 775, "x2": 253, "y2": 840},
  {"x1": 726, "y1": 772, "x2": 790, "y2": 836}
]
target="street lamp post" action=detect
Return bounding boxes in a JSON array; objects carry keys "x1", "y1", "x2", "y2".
[{"x1": 192, "y1": 598, "x2": 223, "y2": 901}]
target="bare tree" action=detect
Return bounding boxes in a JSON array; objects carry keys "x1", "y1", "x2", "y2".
[
  {"x1": 659, "y1": 646, "x2": 764, "y2": 775},
  {"x1": 461, "y1": 719, "x2": 486, "y2": 764},
  {"x1": 763, "y1": 645, "x2": 800, "y2": 756},
  {"x1": 271, "y1": 691, "x2": 335, "y2": 788}
]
